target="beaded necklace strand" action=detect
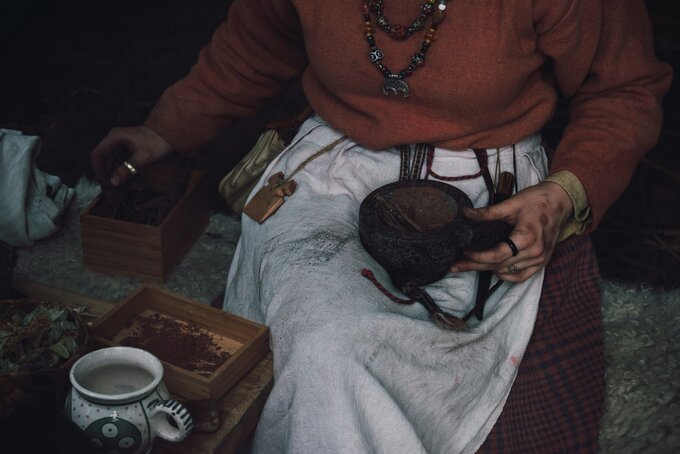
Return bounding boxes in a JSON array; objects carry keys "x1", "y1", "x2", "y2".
[
  {"x1": 371, "y1": 0, "x2": 437, "y2": 40},
  {"x1": 362, "y1": 0, "x2": 448, "y2": 98}
]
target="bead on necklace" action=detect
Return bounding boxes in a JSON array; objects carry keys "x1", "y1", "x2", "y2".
[
  {"x1": 369, "y1": 0, "x2": 437, "y2": 40},
  {"x1": 361, "y1": 0, "x2": 449, "y2": 98}
]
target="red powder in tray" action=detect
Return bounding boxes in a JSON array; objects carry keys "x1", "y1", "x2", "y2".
[{"x1": 119, "y1": 313, "x2": 230, "y2": 376}]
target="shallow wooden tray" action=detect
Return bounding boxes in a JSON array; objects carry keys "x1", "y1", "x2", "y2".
[
  {"x1": 91, "y1": 285, "x2": 270, "y2": 400},
  {"x1": 80, "y1": 166, "x2": 209, "y2": 281}
]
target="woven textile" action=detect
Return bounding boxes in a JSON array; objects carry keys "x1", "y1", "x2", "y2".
[{"x1": 478, "y1": 234, "x2": 605, "y2": 453}]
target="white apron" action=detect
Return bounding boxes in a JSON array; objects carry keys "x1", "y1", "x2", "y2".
[{"x1": 223, "y1": 115, "x2": 548, "y2": 454}]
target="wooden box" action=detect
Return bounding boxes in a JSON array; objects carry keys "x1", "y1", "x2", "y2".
[
  {"x1": 80, "y1": 166, "x2": 209, "y2": 281},
  {"x1": 91, "y1": 285, "x2": 270, "y2": 400}
]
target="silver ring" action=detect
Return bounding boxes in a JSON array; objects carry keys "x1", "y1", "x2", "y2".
[
  {"x1": 122, "y1": 160, "x2": 138, "y2": 175},
  {"x1": 505, "y1": 263, "x2": 519, "y2": 275}
]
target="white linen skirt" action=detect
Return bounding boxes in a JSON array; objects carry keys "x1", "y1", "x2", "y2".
[{"x1": 223, "y1": 115, "x2": 548, "y2": 454}]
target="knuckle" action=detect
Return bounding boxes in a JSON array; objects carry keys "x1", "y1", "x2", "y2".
[
  {"x1": 115, "y1": 167, "x2": 129, "y2": 179},
  {"x1": 510, "y1": 272, "x2": 527, "y2": 282},
  {"x1": 487, "y1": 255, "x2": 505, "y2": 266},
  {"x1": 528, "y1": 244, "x2": 544, "y2": 257}
]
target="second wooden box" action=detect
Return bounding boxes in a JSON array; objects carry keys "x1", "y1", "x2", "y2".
[{"x1": 91, "y1": 285, "x2": 270, "y2": 400}]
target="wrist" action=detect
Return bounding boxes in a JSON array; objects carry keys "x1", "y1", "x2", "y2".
[
  {"x1": 543, "y1": 171, "x2": 592, "y2": 241},
  {"x1": 541, "y1": 180, "x2": 574, "y2": 223}
]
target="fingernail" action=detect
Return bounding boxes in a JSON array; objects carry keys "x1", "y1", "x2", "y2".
[
  {"x1": 110, "y1": 175, "x2": 121, "y2": 186},
  {"x1": 450, "y1": 266, "x2": 460, "y2": 272}
]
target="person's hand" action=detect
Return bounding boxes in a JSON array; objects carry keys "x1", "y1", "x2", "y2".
[
  {"x1": 450, "y1": 181, "x2": 574, "y2": 282},
  {"x1": 90, "y1": 125, "x2": 175, "y2": 190}
]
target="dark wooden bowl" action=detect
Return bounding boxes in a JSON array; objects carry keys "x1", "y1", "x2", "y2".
[{"x1": 359, "y1": 180, "x2": 512, "y2": 288}]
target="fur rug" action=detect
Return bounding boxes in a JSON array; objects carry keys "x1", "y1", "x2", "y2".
[{"x1": 13, "y1": 178, "x2": 680, "y2": 453}]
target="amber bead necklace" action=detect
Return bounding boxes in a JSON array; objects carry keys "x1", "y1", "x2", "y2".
[{"x1": 362, "y1": 0, "x2": 448, "y2": 98}]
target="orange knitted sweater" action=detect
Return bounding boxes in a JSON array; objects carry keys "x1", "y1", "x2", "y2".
[{"x1": 145, "y1": 0, "x2": 671, "y2": 228}]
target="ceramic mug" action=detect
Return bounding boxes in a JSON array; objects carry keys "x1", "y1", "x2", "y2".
[{"x1": 66, "y1": 346, "x2": 192, "y2": 453}]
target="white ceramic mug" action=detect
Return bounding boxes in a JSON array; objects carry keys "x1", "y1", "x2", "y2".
[{"x1": 66, "y1": 346, "x2": 192, "y2": 453}]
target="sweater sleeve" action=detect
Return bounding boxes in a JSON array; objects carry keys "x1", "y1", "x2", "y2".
[
  {"x1": 544, "y1": 170, "x2": 591, "y2": 241},
  {"x1": 144, "y1": 0, "x2": 307, "y2": 155},
  {"x1": 535, "y1": 0, "x2": 672, "y2": 230}
]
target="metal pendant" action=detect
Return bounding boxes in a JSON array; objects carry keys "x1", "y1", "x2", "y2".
[{"x1": 382, "y1": 75, "x2": 410, "y2": 98}]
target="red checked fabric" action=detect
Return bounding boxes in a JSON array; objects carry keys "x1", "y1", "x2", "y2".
[{"x1": 478, "y1": 234, "x2": 605, "y2": 453}]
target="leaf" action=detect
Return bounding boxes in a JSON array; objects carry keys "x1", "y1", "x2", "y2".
[
  {"x1": 45, "y1": 307, "x2": 67, "y2": 322},
  {"x1": 58, "y1": 320, "x2": 76, "y2": 331},
  {"x1": 49, "y1": 335, "x2": 79, "y2": 359},
  {"x1": 46, "y1": 327, "x2": 63, "y2": 345},
  {"x1": 48, "y1": 341, "x2": 71, "y2": 360},
  {"x1": 62, "y1": 335, "x2": 79, "y2": 355},
  {"x1": 21, "y1": 308, "x2": 39, "y2": 326},
  {"x1": 70, "y1": 305, "x2": 88, "y2": 315}
]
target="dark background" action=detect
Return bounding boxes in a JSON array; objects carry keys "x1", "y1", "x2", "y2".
[{"x1": 1, "y1": 0, "x2": 678, "y2": 288}]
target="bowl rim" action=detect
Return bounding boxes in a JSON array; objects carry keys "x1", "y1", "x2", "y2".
[{"x1": 359, "y1": 179, "x2": 472, "y2": 240}]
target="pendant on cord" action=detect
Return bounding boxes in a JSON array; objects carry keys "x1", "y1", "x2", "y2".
[
  {"x1": 242, "y1": 172, "x2": 297, "y2": 224},
  {"x1": 383, "y1": 75, "x2": 410, "y2": 98}
]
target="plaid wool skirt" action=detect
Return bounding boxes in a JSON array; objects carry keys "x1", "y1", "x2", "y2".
[{"x1": 478, "y1": 234, "x2": 606, "y2": 453}]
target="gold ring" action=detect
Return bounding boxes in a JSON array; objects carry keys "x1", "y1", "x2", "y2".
[
  {"x1": 505, "y1": 263, "x2": 519, "y2": 274},
  {"x1": 122, "y1": 160, "x2": 138, "y2": 175}
]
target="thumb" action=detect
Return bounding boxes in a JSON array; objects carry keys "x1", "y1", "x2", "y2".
[{"x1": 462, "y1": 204, "x2": 505, "y2": 221}]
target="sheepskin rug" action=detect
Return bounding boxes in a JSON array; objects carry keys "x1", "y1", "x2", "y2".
[{"x1": 13, "y1": 178, "x2": 680, "y2": 453}]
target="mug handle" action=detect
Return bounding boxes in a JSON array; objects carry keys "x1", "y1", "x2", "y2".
[{"x1": 147, "y1": 399, "x2": 193, "y2": 442}]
